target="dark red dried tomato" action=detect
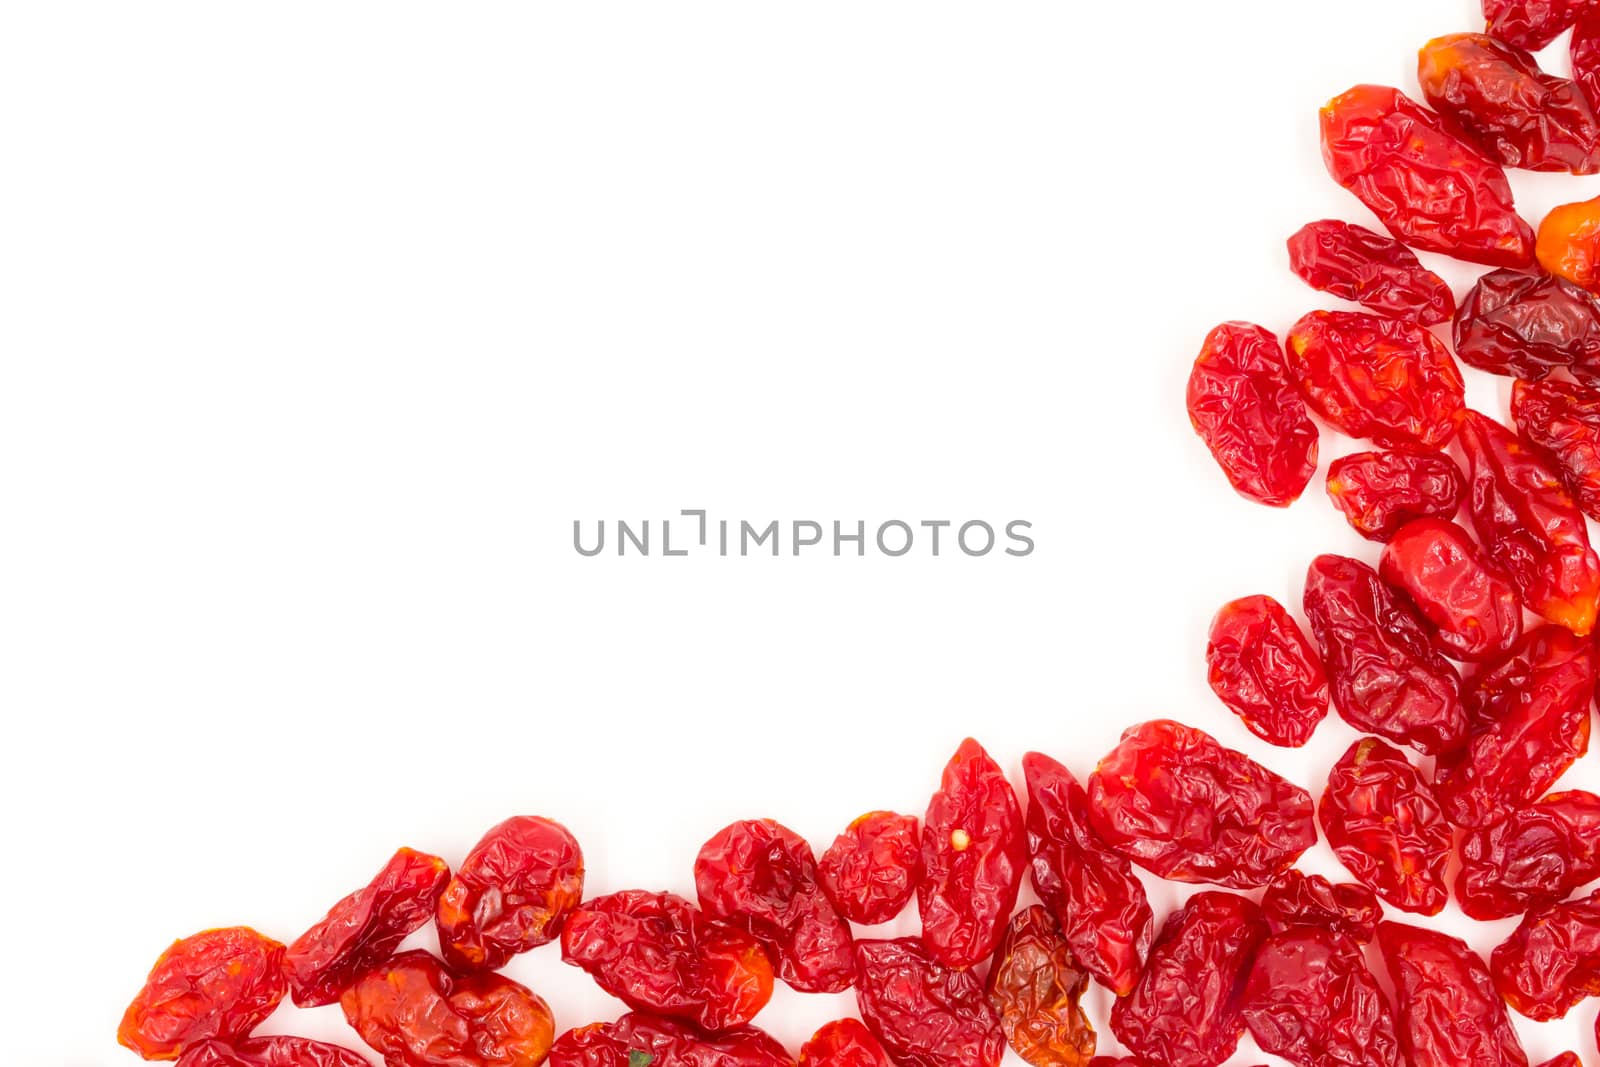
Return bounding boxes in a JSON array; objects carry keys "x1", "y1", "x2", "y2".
[
  {"x1": 1576, "y1": 9, "x2": 1600, "y2": 110},
  {"x1": 1378, "y1": 922, "x2": 1529, "y2": 1067},
  {"x1": 695, "y1": 818, "x2": 854, "y2": 993},
  {"x1": 1455, "y1": 269, "x2": 1600, "y2": 381},
  {"x1": 918, "y1": 738, "x2": 1026, "y2": 970},
  {"x1": 1538, "y1": 194, "x2": 1600, "y2": 294},
  {"x1": 1287, "y1": 220, "x2": 1455, "y2": 324},
  {"x1": 283, "y1": 846, "x2": 449, "y2": 1007},
  {"x1": 1240, "y1": 927, "x2": 1400, "y2": 1067},
  {"x1": 1484, "y1": 0, "x2": 1588, "y2": 49},
  {"x1": 1491, "y1": 888, "x2": 1600, "y2": 1020},
  {"x1": 985, "y1": 907, "x2": 1095, "y2": 1067},
  {"x1": 799, "y1": 1020, "x2": 892, "y2": 1067},
  {"x1": 1514, "y1": 376, "x2": 1600, "y2": 521},
  {"x1": 1186, "y1": 321, "x2": 1320, "y2": 507},
  {"x1": 817, "y1": 811, "x2": 921, "y2": 927},
  {"x1": 177, "y1": 1039, "x2": 370, "y2": 1067},
  {"x1": 560, "y1": 890, "x2": 774, "y2": 1032},
  {"x1": 1457, "y1": 789, "x2": 1600, "y2": 918},
  {"x1": 1285, "y1": 310, "x2": 1465, "y2": 449},
  {"x1": 1022, "y1": 751, "x2": 1152, "y2": 996},
  {"x1": 1326, "y1": 449, "x2": 1466, "y2": 542},
  {"x1": 1321, "y1": 84, "x2": 1535, "y2": 267},
  {"x1": 853, "y1": 938, "x2": 1004, "y2": 1067},
  {"x1": 118, "y1": 927, "x2": 287, "y2": 1061},
  {"x1": 1205, "y1": 594, "x2": 1329, "y2": 747},
  {"x1": 1260, "y1": 869, "x2": 1383, "y2": 944},
  {"x1": 549, "y1": 1013, "x2": 795, "y2": 1067},
  {"x1": 436, "y1": 815, "x2": 584, "y2": 973},
  {"x1": 1302, "y1": 554, "x2": 1466, "y2": 755},
  {"x1": 1379, "y1": 518, "x2": 1522, "y2": 662},
  {"x1": 1088, "y1": 719, "x2": 1315, "y2": 889},
  {"x1": 1320, "y1": 739, "x2": 1452, "y2": 915},
  {"x1": 340, "y1": 950, "x2": 554, "y2": 1067},
  {"x1": 1109, "y1": 891, "x2": 1267, "y2": 1067}
]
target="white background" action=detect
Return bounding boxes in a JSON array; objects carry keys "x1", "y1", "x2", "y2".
[{"x1": 4, "y1": 0, "x2": 1598, "y2": 1062}]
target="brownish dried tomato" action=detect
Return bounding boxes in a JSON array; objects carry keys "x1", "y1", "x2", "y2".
[
  {"x1": 695, "y1": 818, "x2": 854, "y2": 993},
  {"x1": 985, "y1": 907, "x2": 1095, "y2": 1067},
  {"x1": 1457, "y1": 789, "x2": 1600, "y2": 919},
  {"x1": 1325, "y1": 449, "x2": 1466, "y2": 542},
  {"x1": 1538, "y1": 195, "x2": 1600, "y2": 294},
  {"x1": 1109, "y1": 892, "x2": 1267, "y2": 1067},
  {"x1": 118, "y1": 927, "x2": 287, "y2": 1061},
  {"x1": 1087, "y1": 719, "x2": 1316, "y2": 889},
  {"x1": 560, "y1": 890, "x2": 774, "y2": 1032},
  {"x1": 177, "y1": 1039, "x2": 370, "y2": 1067},
  {"x1": 1240, "y1": 927, "x2": 1401, "y2": 1067},
  {"x1": 1260, "y1": 869, "x2": 1382, "y2": 944},
  {"x1": 1302, "y1": 554, "x2": 1466, "y2": 755},
  {"x1": 436, "y1": 815, "x2": 584, "y2": 973},
  {"x1": 1514, "y1": 377, "x2": 1600, "y2": 520},
  {"x1": 1379, "y1": 518, "x2": 1522, "y2": 662},
  {"x1": 1205, "y1": 594, "x2": 1329, "y2": 747},
  {"x1": 817, "y1": 811, "x2": 921, "y2": 927},
  {"x1": 1022, "y1": 751, "x2": 1152, "y2": 996},
  {"x1": 1321, "y1": 84, "x2": 1534, "y2": 267},
  {"x1": 1320, "y1": 739, "x2": 1452, "y2": 915},
  {"x1": 1379, "y1": 922, "x2": 1529, "y2": 1067},
  {"x1": 549, "y1": 1013, "x2": 795, "y2": 1067},
  {"x1": 918, "y1": 738, "x2": 1026, "y2": 970},
  {"x1": 853, "y1": 938, "x2": 1004, "y2": 1067},
  {"x1": 1455, "y1": 269, "x2": 1600, "y2": 381},
  {"x1": 799, "y1": 1020, "x2": 893, "y2": 1067},
  {"x1": 1485, "y1": 0, "x2": 1588, "y2": 49},
  {"x1": 1492, "y1": 888, "x2": 1600, "y2": 1020},
  {"x1": 1186, "y1": 322, "x2": 1319, "y2": 507},
  {"x1": 1287, "y1": 220, "x2": 1455, "y2": 324}
]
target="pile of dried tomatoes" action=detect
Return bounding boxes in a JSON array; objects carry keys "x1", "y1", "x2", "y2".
[{"x1": 118, "y1": 3, "x2": 1600, "y2": 1066}]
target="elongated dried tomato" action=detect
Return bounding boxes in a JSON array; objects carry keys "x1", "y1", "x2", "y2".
[
  {"x1": 1492, "y1": 888, "x2": 1600, "y2": 1020},
  {"x1": 1022, "y1": 752, "x2": 1151, "y2": 996},
  {"x1": 1186, "y1": 322, "x2": 1319, "y2": 507},
  {"x1": 1205, "y1": 594, "x2": 1329, "y2": 746},
  {"x1": 1457, "y1": 789, "x2": 1600, "y2": 918},
  {"x1": 986, "y1": 907, "x2": 1095, "y2": 1067},
  {"x1": 1538, "y1": 195, "x2": 1600, "y2": 293},
  {"x1": 1320, "y1": 739, "x2": 1452, "y2": 915},
  {"x1": 1088, "y1": 719, "x2": 1315, "y2": 889},
  {"x1": 1321, "y1": 84, "x2": 1534, "y2": 267},
  {"x1": 695, "y1": 818, "x2": 854, "y2": 993},
  {"x1": 799, "y1": 1020, "x2": 892, "y2": 1067},
  {"x1": 177, "y1": 1039, "x2": 370, "y2": 1067},
  {"x1": 853, "y1": 938, "x2": 1004, "y2": 1067},
  {"x1": 817, "y1": 811, "x2": 921, "y2": 927},
  {"x1": 1485, "y1": 0, "x2": 1588, "y2": 49},
  {"x1": 1260, "y1": 869, "x2": 1382, "y2": 944},
  {"x1": 561, "y1": 890, "x2": 774, "y2": 1032},
  {"x1": 1455, "y1": 270, "x2": 1600, "y2": 382},
  {"x1": 1302, "y1": 554, "x2": 1466, "y2": 755},
  {"x1": 550, "y1": 1014, "x2": 794, "y2": 1067},
  {"x1": 1110, "y1": 892, "x2": 1267, "y2": 1067},
  {"x1": 918, "y1": 738, "x2": 1026, "y2": 970},
  {"x1": 1378, "y1": 922, "x2": 1529, "y2": 1067},
  {"x1": 1241, "y1": 927, "x2": 1400, "y2": 1067},
  {"x1": 284, "y1": 846, "x2": 449, "y2": 1007},
  {"x1": 1285, "y1": 310, "x2": 1464, "y2": 449},
  {"x1": 340, "y1": 951, "x2": 554, "y2": 1067},
  {"x1": 1326, "y1": 450, "x2": 1466, "y2": 542},
  {"x1": 1287, "y1": 220, "x2": 1455, "y2": 324},
  {"x1": 435, "y1": 815, "x2": 583, "y2": 973},
  {"x1": 1514, "y1": 377, "x2": 1600, "y2": 520},
  {"x1": 119, "y1": 927, "x2": 287, "y2": 1061},
  {"x1": 1457, "y1": 409, "x2": 1600, "y2": 635},
  {"x1": 1379, "y1": 518, "x2": 1522, "y2": 662}
]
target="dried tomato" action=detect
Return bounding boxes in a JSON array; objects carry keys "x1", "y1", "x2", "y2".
[
  {"x1": 118, "y1": 927, "x2": 287, "y2": 1061},
  {"x1": 549, "y1": 1014, "x2": 795, "y2": 1067},
  {"x1": 985, "y1": 907, "x2": 1095, "y2": 1067},
  {"x1": 1457, "y1": 408, "x2": 1600, "y2": 635},
  {"x1": 1484, "y1": 0, "x2": 1588, "y2": 49},
  {"x1": 436, "y1": 815, "x2": 584, "y2": 973},
  {"x1": 695, "y1": 818, "x2": 854, "y2": 993},
  {"x1": 1325, "y1": 449, "x2": 1466, "y2": 542},
  {"x1": 1513, "y1": 376, "x2": 1600, "y2": 520},
  {"x1": 177, "y1": 1039, "x2": 370, "y2": 1067},
  {"x1": 1320, "y1": 84, "x2": 1534, "y2": 267},
  {"x1": 1576, "y1": 9, "x2": 1600, "y2": 110},
  {"x1": 1286, "y1": 220, "x2": 1455, "y2": 324},
  {"x1": 560, "y1": 890, "x2": 774, "y2": 1032},
  {"x1": 817, "y1": 811, "x2": 921, "y2": 927},
  {"x1": 1378, "y1": 922, "x2": 1529, "y2": 1067},
  {"x1": 1205, "y1": 594, "x2": 1329, "y2": 747},
  {"x1": 918, "y1": 738, "x2": 1026, "y2": 970},
  {"x1": 1455, "y1": 269, "x2": 1600, "y2": 382},
  {"x1": 283, "y1": 846, "x2": 449, "y2": 1007},
  {"x1": 1538, "y1": 194, "x2": 1600, "y2": 293},
  {"x1": 1537, "y1": 1056, "x2": 1582, "y2": 1067},
  {"x1": 1319, "y1": 739, "x2": 1452, "y2": 915},
  {"x1": 1457, "y1": 789, "x2": 1600, "y2": 919},
  {"x1": 1285, "y1": 310, "x2": 1465, "y2": 449},
  {"x1": 1109, "y1": 891, "x2": 1267, "y2": 1067},
  {"x1": 1186, "y1": 321, "x2": 1319, "y2": 507},
  {"x1": 1022, "y1": 751, "x2": 1152, "y2": 996},
  {"x1": 1491, "y1": 888, "x2": 1600, "y2": 1020},
  {"x1": 1087, "y1": 719, "x2": 1315, "y2": 888},
  {"x1": 340, "y1": 950, "x2": 554, "y2": 1067},
  {"x1": 1379, "y1": 518, "x2": 1522, "y2": 662},
  {"x1": 1302, "y1": 554, "x2": 1466, "y2": 755},
  {"x1": 1260, "y1": 869, "x2": 1382, "y2": 944},
  {"x1": 853, "y1": 938, "x2": 1004, "y2": 1067},
  {"x1": 1240, "y1": 927, "x2": 1401, "y2": 1067},
  {"x1": 798, "y1": 1020, "x2": 893, "y2": 1067}
]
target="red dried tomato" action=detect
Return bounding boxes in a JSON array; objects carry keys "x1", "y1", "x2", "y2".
[
  {"x1": 1325, "y1": 449, "x2": 1466, "y2": 542},
  {"x1": 1484, "y1": 0, "x2": 1588, "y2": 49},
  {"x1": 1576, "y1": 8, "x2": 1600, "y2": 110},
  {"x1": 1491, "y1": 888, "x2": 1600, "y2": 1020},
  {"x1": 1287, "y1": 220, "x2": 1455, "y2": 324},
  {"x1": 1513, "y1": 376, "x2": 1600, "y2": 521},
  {"x1": 1536, "y1": 1056, "x2": 1582, "y2": 1067},
  {"x1": 985, "y1": 907, "x2": 1095, "y2": 1067},
  {"x1": 1538, "y1": 194, "x2": 1600, "y2": 294},
  {"x1": 436, "y1": 815, "x2": 584, "y2": 973},
  {"x1": 549, "y1": 1013, "x2": 795, "y2": 1067},
  {"x1": 817, "y1": 811, "x2": 921, "y2": 927},
  {"x1": 1455, "y1": 269, "x2": 1600, "y2": 381},
  {"x1": 1240, "y1": 927, "x2": 1401, "y2": 1067},
  {"x1": 177, "y1": 1039, "x2": 371, "y2": 1067},
  {"x1": 1260, "y1": 868, "x2": 1382, "y2": 944},
  {"x1": 1205, "y1": 594, "x2": 1329, "y2": 747},
  {"x1": 1319, "y1": 739, "x2": 1452, "y2": 915},
  {"x1": 798, "y1": 1020, "x2": 893, "y2": 1067},
  {"x1": 1378, "y1": 922, "x2": 1530, "y2": 1067},
  {"x1": 853, "y1": 938, "x2": 1004, "y2": 1067},
  {"x1": 118, "y1": 927, "x2": 287, "y2": 1061},
  {"x1": 1457, "y1": 789, "x2": 1600, "y2": 919},
  {"x1": 1379, "y1": 518, "x2": 1522, "y2": 662}
]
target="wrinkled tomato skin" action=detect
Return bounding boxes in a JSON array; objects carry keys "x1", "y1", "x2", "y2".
[
  {"x1": 852, "y1": 938, "x2": 1005, "y2": 1067},
  {"x1": 118, "y1": 927, "x2": 288, "y2": 1061},
  {"x1": 176, "y1": 1039, "x2": 372, "y2": 1067},
  {"x1": 1538, "y1": 195, "x2": 1600, "y2": 294},
  {"x1": 1484, "y1": 0, "x2": 1587, "y2": 50},
  {"x1": 1379, "y1": 518, "x2": 1523, "y2": 662},
  {"x1": 918, "y1": 738, "x2": 1027, "y2": 971},
  {"x1": 1022, "y1": 752, "x2": 1152, "y2": 996},
  {"x1": 1456, "y1": 270, "x2": 1600, "y2": 381},
  {"x1": 1377, "y1": 922, "x2": 1529, "y2": 1067},
  {"x1": 1491, "y1": 889, "x2": 1600, "y2": 1020},
  {"x1": 1186, "y1": 322, "x2": 1320, "y2": 507},
  {"x1": 1321, "y1": 84, "x2": 1535, "y2": 267},
  {"x1": 1240, "y1": 927, "x2": 1401, "y2": 1067},
  {"x1": 549, "y1": 1013, "x2": 795, "y2": 1067},
  {"x1": 1205, "y1": 595, "x2": 1329, "y2": 747},
  {"x1": 1110, "y1": 892, "x2": 1268, "y2": 1067},
  {"x1": 817, "y1": 811, "x2": 921, "y2": 927},
  {"x1": 1326, "y1": 450, "x2": 1466, "y2": 542},
  {"x1": 1320, "y1": 739, "x2": 1453, "y2": 915},
  {"x1": 1285, "y1": 310, "x2": 1465, "y2": 450},
  {"x1": 436, "y1": 815, "x2": 584, "y2": 973},
  {"x1": 1286, "y1": 220, "x2": 1455, "y2": 324},
  {"x1": 1302, "y1": 554, "x2": 1466, "y2": 755},
  {"x1": 1576, "y1": 10, "x2": 1600, "y2": 111},
  {"x1": 985, "y1": 907, "x2": 1095, "y2": 1067},
  {"x1": 560, "y1": 890, "x2": 775, "y2": 1032},
  {"x1": 798, "y1": 1020, "x2": 893, "y2": 1067},
  {"x1": 1514, "y1": 377, "x2": 1600, "y2": 521},
  {"x1": 695, "y1": 818, "x2": 854, "y2": 994},
  {"x1": 1260, "y1": 868, "x2": 1383, "y2": 944},
  {"x1": 1457, "y1": 790, "x2": 1600, "y2": 919}
]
